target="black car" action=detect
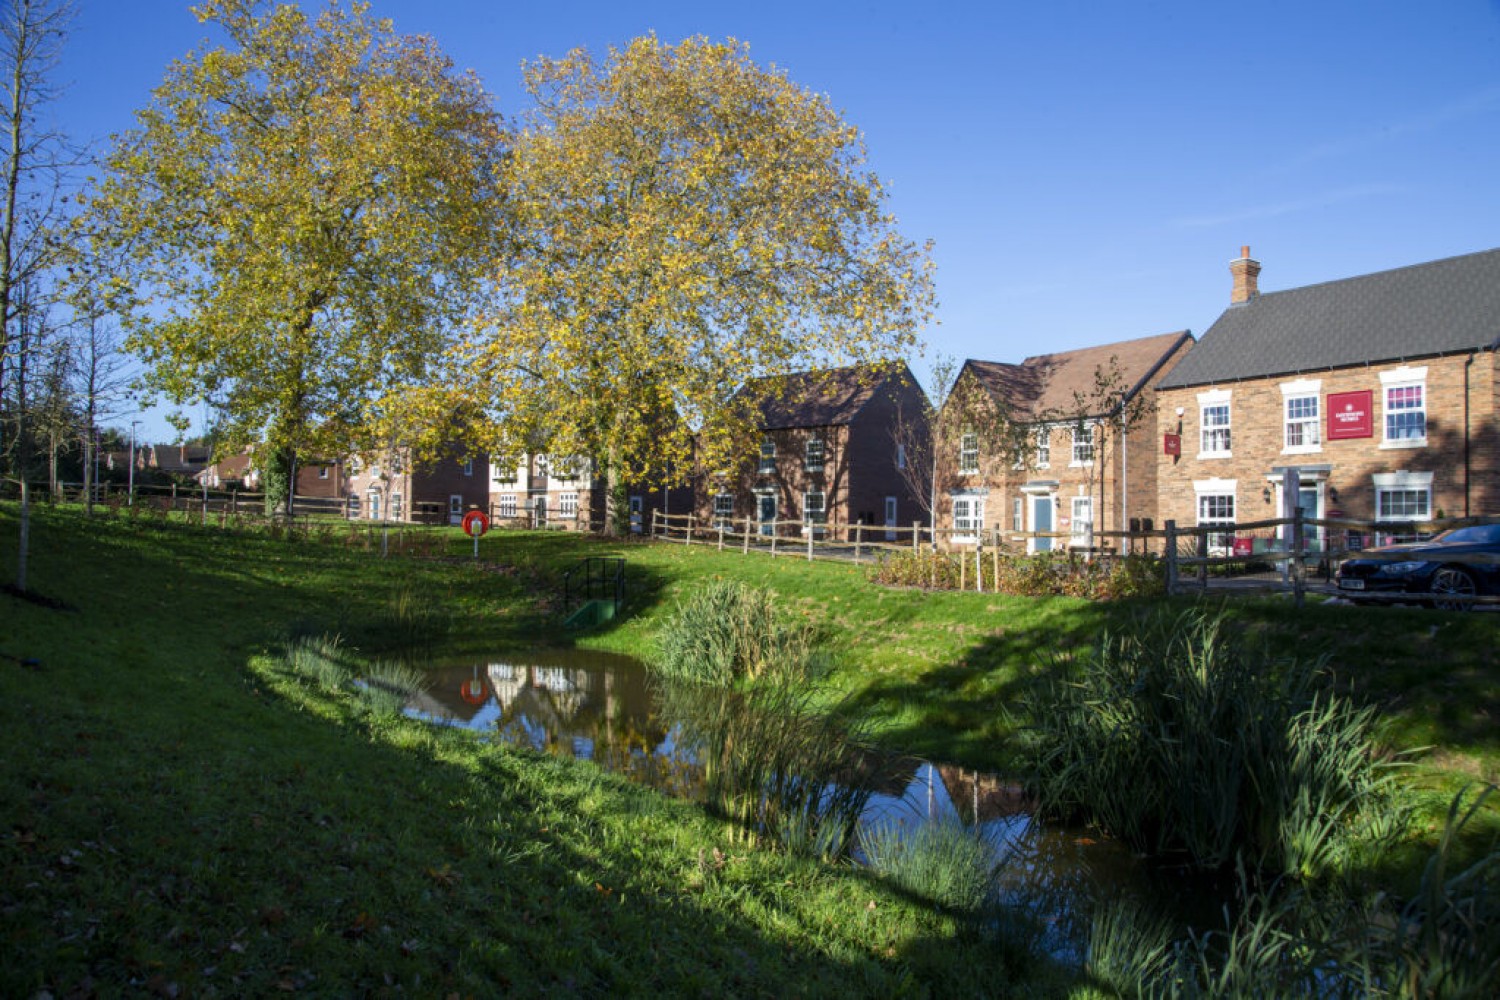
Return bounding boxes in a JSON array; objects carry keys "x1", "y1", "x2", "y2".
[{"x1": 1336, "y1": 523, "x2": 1500, "y2": 609}]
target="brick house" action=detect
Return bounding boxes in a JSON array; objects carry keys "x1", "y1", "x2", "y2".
[
  {"x1": 488, "y1": 453, "x2": 603, "y2": 530},
  {"x1": 194, "y1": 448, "x2": 343, "y2": 497},
  {"x1": 1155, "y1": 246, "x2": 1500, "y2": 552},
  {"x1": 343, "y1": 448, "x2": 490, "y2": 524},
  {"x1": 488, "y1": 453, "x2": 694, "y2": 533},
  {"x1": 939, "y1": 331, "x2": 1193, "y2": 551},
  {"x1": 696, "y1": 362, "x2": 930, "y2": 540}
]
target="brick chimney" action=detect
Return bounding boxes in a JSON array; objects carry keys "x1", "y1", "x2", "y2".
[{"x1": 1229, "y1": 245, "x2": 1261, "y2": 304}]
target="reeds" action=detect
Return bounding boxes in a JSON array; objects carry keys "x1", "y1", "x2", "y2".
[
  {"x1": 1024, "y1": 606, "x2": 1401, "y2": 879},
  {"x1": 279, "y1": 632, "x2": 427, "y2": 715},
  {"x1": 860, "y1": 815, "x2": 1006, "y2": 915},
  {"x1": 653, "y1": 580, "x2": 820, "y2": 684},
  {"x1": 656, "y1": 673, "x2": 890, "y2": 861}
]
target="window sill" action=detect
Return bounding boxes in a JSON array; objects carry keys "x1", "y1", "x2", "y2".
[
  {"x1": 1379, "y1": 439, "x2": 1427, "y2": 450},
  {"x1": 1280, "y1": 445, "x2": 1322, "y2": 456},
  {"x1": 1196, "y1": 452, "x2": 1232, "y2": 461},
  {"x1": 1068, "y1": 460, "x2": 1095, "y2": 469}
]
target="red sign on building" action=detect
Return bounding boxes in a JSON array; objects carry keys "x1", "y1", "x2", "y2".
[
  {"x1": 1327, "y1": 390, "x2": 1373, "y2": 440},
  {"x1": 1163, "y1": 432, "x2": 1181, "y2": 456}
]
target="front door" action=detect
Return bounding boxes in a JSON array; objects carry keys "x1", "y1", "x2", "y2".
[
  {"x1": 1278, "y1": 484, "x2": 1323, "y2": 552},
  {"x1": 884, "y1": 496, "x2": 898, "y2": 541},
  {"x1": 533, "y1": 496, "x2": 547, "y2": 527},
  {"x1": 629, "y1": 495, "x2": 643, "y2": 534},
  {"x1": 1030, "y1": 495, "x2": 1054, "y2": 553},
  {"x1": 757, "y1": 493, "x2": 777, "y2": 536},
  {"x1": 449, "y1": 494, "x2": 463, "y2": 525}
]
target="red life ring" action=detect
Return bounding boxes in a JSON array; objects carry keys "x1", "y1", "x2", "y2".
[{"x1": 460, "y1": 679, "x2": 487, "y2": 705}]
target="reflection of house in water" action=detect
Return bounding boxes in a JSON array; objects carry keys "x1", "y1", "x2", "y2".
[{"x1": 405, "y1": 651, "x2": 674, "y2": 774}]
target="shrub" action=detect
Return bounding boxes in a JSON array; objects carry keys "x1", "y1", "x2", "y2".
[
  {"x1": 653, "y1": 580, "x2": 818, "y2": 685},
  {"x1": 871, "y1": 549, "x2": 1164, "y2": 600},
  {"x1": 1023, "y1": 606, "x2": 1402, "y2": 879}
]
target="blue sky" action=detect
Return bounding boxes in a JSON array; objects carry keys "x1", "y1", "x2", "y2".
[{"x1": 52, "y1": 1, "x2": 1500, "y2": 442}]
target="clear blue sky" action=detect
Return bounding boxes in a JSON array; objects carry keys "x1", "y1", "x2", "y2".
[{"x1": 51, "y1": 1, "x2": 1500, "y2": 442}]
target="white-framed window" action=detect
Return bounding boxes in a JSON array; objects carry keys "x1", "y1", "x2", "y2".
[
  {"x1": 1070, "y1": 424, "x2": 1095, "y2": 466},
  {"x1": 554, "y1": 455, "x2": 581, "y2": 480},
  {"x1": 1373, "y1": 471, "x2": 1433, "y2": 521},
  {"x1": 805, "y1": 437, "x2": 825, "y2": 473},
  {"x1": 1381, "y1": 367, "x2": 1427, "y2": 448},
  {"x1": 1012, "y1": 496, "x2": 1024, "y2": 532},
  {"x1": 390, "y1": 492, "x2": 403, "y2": 520},
  {"x1": 368, "y1": 489, "x2": 382, "y2": 520},
  {"x1": 1194, "y1": 479, "x2": 1237, "y2": 553},
  {"x1": 498, "y1": 494, "x2": 517, "y2": 518},
  {"x1": 560, "y1": 492, "x2": 579, "y2": 518},
  {"x1": 758, "y1": 438, "x2": 777, "y2": 474},
  {"x1": 959, "y1": 432, "x2": 979, "y2": 475},
  {"x1": 462, "y1": 458, "x2": 474, "y2": 477},
  {"x1": 346, "y1": 495, "x2": 359, "y2": 518},
  {"x1": 347, "y1": 457, "x2": 362, "y2": 475},
  {"x1": 317, "y1": 466, "x2": 329, "y2": 480},
  {"x1": 1034, "y1": 427, "x2": 1050, "y2": 469},
  {"x1": 1070, "y1": 496, "x2": 1093, "y2": 547},
  {"x1": 1280, "y1": 379, "x2": 1321, "y2": 453},
  {"x1": 803, "y1": 491, "x2": 826, "y2": 528},
  {"x1": 713, "y1": 493, "x2": 734, "y2": 526},
  {"x1": 534, "y1": 454, "x2": 549, "y2": 478},
  {"x1": 952, "y1": 495, "x2": 985, "y2": 541},
  {"x1": 1198, "y1": 389, "x2": 1232, "y2": 457},
  {"x1": 896, "y1": 443, "x2": 906, "y2": 470}
]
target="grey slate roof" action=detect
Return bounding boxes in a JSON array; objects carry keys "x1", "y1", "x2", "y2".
[{"x1": 1158, "y1": 247, "x2": 1500, "y2": 390}]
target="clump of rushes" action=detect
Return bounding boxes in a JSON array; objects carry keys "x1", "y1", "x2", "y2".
[
  {"x1": 283, "y1": 633, "x2": 353, "y2": 690},
  {"x1": 355, "y1": 658, "x2": 430, "y2": 716},
  {"x1": 860, "y1": 815, "x2": 1005, "y2": 915},
  {"x1": 1024, "y1": 606, "x2": 1403, "y2": 879},
  {"x1": 657, "y1": 672, "x2": 889, "y2": 861},
  {"x1": 653, "y1": 579, "x2": 819, "y2": 685}
]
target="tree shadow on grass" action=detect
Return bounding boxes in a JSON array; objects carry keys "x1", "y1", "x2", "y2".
[{"x1": 1, "y1": 506, "x2": 1041, "y2": 996}]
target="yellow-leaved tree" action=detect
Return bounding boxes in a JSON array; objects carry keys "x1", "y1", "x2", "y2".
[
  {"x1": 452, "y1": 35, "x2": 935, "y2": 533},
  {"x1": 80, "y1": 0, "x2": 506, "y2": 513}
]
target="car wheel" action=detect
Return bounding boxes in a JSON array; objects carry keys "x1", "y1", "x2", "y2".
[{"x1": 1430, "y1": 566, "x2": 1478, "y2": 611}]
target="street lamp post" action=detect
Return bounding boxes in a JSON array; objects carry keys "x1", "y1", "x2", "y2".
[{"x1": 129, "y1": 420, "x2": 141, "y2": 506}]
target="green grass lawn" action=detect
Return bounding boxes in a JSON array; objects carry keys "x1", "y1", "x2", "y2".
[{"x1": 4, "y1": 505, "x2": 1497, "y2": 996}]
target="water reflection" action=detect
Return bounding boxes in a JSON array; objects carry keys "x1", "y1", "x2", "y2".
[{"x1": 407, "y1": 648, "x2": 1178, "y2": 956}]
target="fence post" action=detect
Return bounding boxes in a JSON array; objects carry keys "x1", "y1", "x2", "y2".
[
  {"x1": 854, "y1": 522, "x2": 863, "y2": 562},
  {"x1": 959, "y1": 544, "x2": 966, "y2": 590},
  {"x1": 1197, "y1": 526, "x2": 1209, "y2": 592},
  {"x1": 686, "y1": 514, "x2": 695, "y2": 546},
  {"x1": 913, "y1": 521, "x2": 920, "y2": 554},
  {"x1": 992, "y1": 525, "x2": 1000, "y2": 584},
  {"x1": 1165, "y1": 520, "x2": 1178, "y2": 594},
  {"x1": 743, "y1": 516, "x2": 751, "y2": 555},
  {"x1": 1292, "y1": 507, "x2": 1306, "y2": 609},
  {"x1": 975, "y1": 541, "x2": 983, "y2": 593},
  {"x1": 651, "y1": 508, "x2": 659, "y2": 538},
  {"x1": 718, "y1": 523, "x2": 724, "y2": 550},
  {"x1": 770, "y1": 524, "x2": 778, "y2": 558}
]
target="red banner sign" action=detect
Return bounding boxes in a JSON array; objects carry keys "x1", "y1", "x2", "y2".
[
  {"x1": 1327, "y1": 390, "x2": 1373, "y2": 440},
  {"x1": 1163, "y1": 432, "x2": 1181, "y2": 456}
]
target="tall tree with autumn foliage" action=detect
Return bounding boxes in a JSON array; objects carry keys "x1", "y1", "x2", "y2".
[
  {"x1": 81, "y1": 0, "x2": 506, "y2": 513},
  {"x1": 452, "y1": 35, "x2": 934, "y2": 532}
]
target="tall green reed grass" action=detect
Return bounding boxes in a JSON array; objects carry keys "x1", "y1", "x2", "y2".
[
  {"x1": 1024, "y1": 606, "x2": 1403, "y2": 879},
  {"x1": 860, "y1": 814, "x2": 1006, "y2": 915},
  {"x1": 1088, "y1": 789, "x2": 1500, "y2": 997},
  {"x1": 653, "y1": 580, "x2": 822, "y2": 684},
  {"x1": 279, "y1": 633, "x2": 428, "y2": 716}
]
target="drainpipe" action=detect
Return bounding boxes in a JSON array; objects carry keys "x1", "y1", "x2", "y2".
[
  {"x1": 1464, "y1": 352, "x2": 1474, "y2": 517},
  {"x1": 1119, "y1": 412, "x2": 1128, "y2": 543}
]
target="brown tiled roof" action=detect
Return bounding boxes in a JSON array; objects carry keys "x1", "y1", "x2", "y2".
[
  {"x1": 740, "y1": 362, "x2": 915, "y2": 429},
  {"x1": 965, "y1": 330, "x2": 1192, "y2": 418}
]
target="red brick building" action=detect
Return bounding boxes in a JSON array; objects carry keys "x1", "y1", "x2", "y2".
[
  {"x1": 1155, "y1": 246, "x2": 1500, "y2": 551},
  {"x1": 344, "y1": 448, "x2": 490, "y2": 524},
  {"x1": 696, "y1": 362, "x2": 930, "y2": 540},
  {"x1": 937, "y1": 332, "x2": 1193, "y2": 551}
]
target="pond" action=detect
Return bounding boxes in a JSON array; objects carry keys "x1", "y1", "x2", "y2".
[{"x1": 402, "y1": 647, "x2": 1217, "y2": 957}]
